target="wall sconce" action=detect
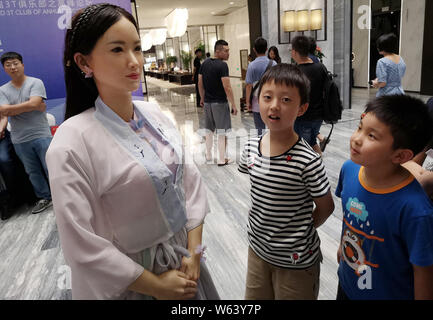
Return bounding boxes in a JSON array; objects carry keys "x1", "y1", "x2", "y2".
[
  {"x1": 296, "y1": 10, "x2": 310, "y2": 32},
  {"x1": 278, "y1": 0, "x2": 328, "y2": 45},
  {"x1": 283, "y1": 10, "x2": 296, "y2": 32},
  {"x1": 310, "y1": 9, "x2": 323, "y2": 31}
]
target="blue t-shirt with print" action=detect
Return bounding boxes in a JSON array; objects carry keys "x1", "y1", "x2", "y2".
[{"x1": 335, "y1": 160, "x2": 433, "y2": 300}]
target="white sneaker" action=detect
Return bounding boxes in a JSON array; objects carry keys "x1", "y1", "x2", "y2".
[{"x1": 31, "y1": 199, "x2": 52, "y2": 214}]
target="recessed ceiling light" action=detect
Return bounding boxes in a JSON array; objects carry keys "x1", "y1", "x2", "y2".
[
  {"x1": 211, "y1": 11, "x2": 215, "y2": 15},
  {"x1": 229, "y1": 1, "x2": 234, "y2": 4}
]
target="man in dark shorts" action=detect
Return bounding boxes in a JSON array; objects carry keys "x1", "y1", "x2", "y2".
[
  {"x1": 291, "y1": 35, "x2": 328, "y2": 156},
  {"x1": 193, "y1": 48, "x2": 203, "y2": 107},
  {"x1": 198, "y1": 40, "x2": 238, "y2": 166}
]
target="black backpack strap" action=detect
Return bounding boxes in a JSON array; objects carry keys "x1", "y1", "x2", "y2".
[{"x1": 320, "y1": 62, "x2": 331, "y2": 80}]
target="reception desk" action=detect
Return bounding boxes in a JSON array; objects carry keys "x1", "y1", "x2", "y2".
[
  {"x1": 145, "y1": 71, "x2": 193, "y2": 85},
  {"x1": 168, "y1": 73, "x2": 194, "y2": 85},
  {"x1": 146, "y1": 71, "x2": 169, "y2": 79}
]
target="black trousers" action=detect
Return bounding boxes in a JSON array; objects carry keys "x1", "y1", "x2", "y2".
[
  {"x1": 195, "y1": 80, "x2": 201, "y2": 107},
  {"x1": 0, "y1": 131, "x2": 36, "y2": 212}
]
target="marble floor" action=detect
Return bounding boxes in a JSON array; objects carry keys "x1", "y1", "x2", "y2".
[{"x1": 0, "y1": 78, "x2": 430, "y2": 300}]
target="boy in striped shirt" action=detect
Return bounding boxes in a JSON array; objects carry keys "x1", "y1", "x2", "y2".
[{"x1": 239, "y1": 64, "x2": 335, "y2": 300}]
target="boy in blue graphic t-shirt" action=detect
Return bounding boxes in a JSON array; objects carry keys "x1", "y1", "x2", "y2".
[{"x1": 336, "y1": 95, "x2": 433, "y2": 300}]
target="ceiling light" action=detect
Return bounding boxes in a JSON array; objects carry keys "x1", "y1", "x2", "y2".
[
  {"x1": 165, "y1": 8, "x2": 189, "y2": 38},
  {"x1": 149, "y1": 28, "x2": 167, "y2": 45},
  {"x1": 141, "y1": 33, "x2": 152, "y2": 51}
]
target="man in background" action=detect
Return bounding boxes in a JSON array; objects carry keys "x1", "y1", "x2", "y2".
[
  {"x1": 245, "y1": 37, "x2": 276, "y2": 136},
  {"x1": 199, "y1": 40, "x2": 238, "y2": 166},
  {"x1": 193, "y1": 48, "x2": 203, "y2": 108},
  {"x1": 291, "y1": 36, "x2": 328, "y2": 156},
  {"x1": 0, "y1": 52, "x2": 52, "y2": 214}
]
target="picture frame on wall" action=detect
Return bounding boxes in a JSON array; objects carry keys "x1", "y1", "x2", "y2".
[
  {"x1": 240, "y1": 49, "x2": 249, "y2": 80},
  {"x1": 278, "y1": 0, "x2": 328, "y2": 45}
]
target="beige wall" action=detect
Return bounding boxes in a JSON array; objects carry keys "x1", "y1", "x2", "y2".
[
  {"x1": 352, "y1": 0, "x2": 370, "y2": 87},
  {"x1": 223, "y1": 6, "x2": 250, "y2": 78},
  {"x1": 400, "y1": 0, "x2": 425, "y2": 92}
]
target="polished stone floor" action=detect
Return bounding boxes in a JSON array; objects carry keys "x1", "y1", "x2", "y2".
[{"x1": 0, "y1": 77, "x2": 430, "y2": 300}]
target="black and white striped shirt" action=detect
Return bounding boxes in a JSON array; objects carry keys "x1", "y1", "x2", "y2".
[{"x1": 239, "y1": 137, "x2": 330, "y2": 269}]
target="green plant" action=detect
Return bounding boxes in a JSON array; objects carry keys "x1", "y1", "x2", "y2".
[
  {"x1": 196, "y1": 42, "x2": 206, "y2": 60},
  {"x1": 166, "y1": 56, "x2": 178, "y2": 65},
  {"x1": 180, "y1": 50, "x2": 192, "y2": 71}
]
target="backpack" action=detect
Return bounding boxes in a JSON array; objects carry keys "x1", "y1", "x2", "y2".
[
  {"x1": 318, "y1": 64, "x2": 343, "y2": 151},
  {"x1": 427, "y1": 97, "x2": 433, "y2": 118},
  {"x1": 321, "y1": 65, "x2": 343, "y2": 124}
]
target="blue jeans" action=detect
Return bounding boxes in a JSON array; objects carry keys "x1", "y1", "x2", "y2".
[
  {"x1": 294, "y1": 120, "x2": 323, "y2": 148},
  {"x1": 13, "y1": 137, "x2": 52, "y2": 200},
  {"x1": 253, "y1": 112, "x2": 266, "y2": 136}
]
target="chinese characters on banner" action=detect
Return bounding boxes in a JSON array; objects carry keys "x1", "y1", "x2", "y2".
[{"x1": 0, "y1": 0, "x2": 94, "y2": 16}]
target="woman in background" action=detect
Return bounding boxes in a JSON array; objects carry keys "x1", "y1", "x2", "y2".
[
  {"x1": 372, "y1": 33, "x2": 406, "y2": 97},
  {"x1": 46, "y1": 3, "x2": 219, "y2": 300},
  {"x1": 268, "y1": 46, "x2": 281, "y2": 64}
]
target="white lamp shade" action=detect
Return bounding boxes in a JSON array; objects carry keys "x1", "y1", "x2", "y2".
[
  {"x1": 310, "y1": 9, "x2": 323, "y2": 31},
  {"x1": 141, "y1": 33, "x2": 153, "y2": 51},
  {"x1": 149, "y1": 29, "x2": 167, "y2": 46},
  {"x1": 283, "y1": 11, "x2": 296, "y2": 32},
  {"x1": 296, "y1": 10, "x2": 310, "y2": 31},
  {"x1": 165, "y1": 8, "x2": 189, "y2": 38}
]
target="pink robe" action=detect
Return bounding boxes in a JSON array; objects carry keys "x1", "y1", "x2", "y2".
[{"x1": 46, "y1": 100, "x2": 214, "y2": 299}]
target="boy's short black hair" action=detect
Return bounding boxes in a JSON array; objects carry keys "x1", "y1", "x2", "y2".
[
  {"x1": 254, "y1": 37, "x2": 268, "y2": 54},
  {"x1": 195, "y1": 48, "x2": 202, "y2": 54},
  {"x1": 376, "y1": 33, "x2": 398, "y2": 54},
  {"x1": 214, "y1": 39, "x2": 228, "y2": 52},
  {"x1": 364, "y1": 95, "x2": 433, "y2": 155},
  {"x1": 258, "y1": 63, "x2": 310, "y2": 106},
  {"x1": 291, "y1": 36, "x2": 310, "y2": 57},
  {"x1": 1, "y1": 52, "x2": 23, "y2": 66},
  {"x1": 206, "y1": 52, "x2": 210, "y2": 58}
]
